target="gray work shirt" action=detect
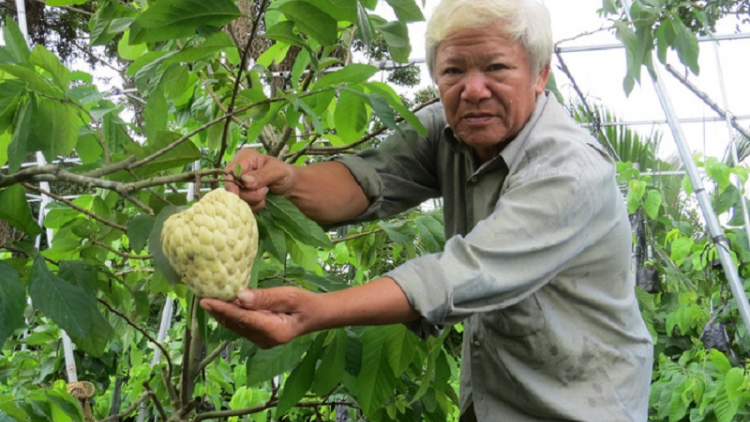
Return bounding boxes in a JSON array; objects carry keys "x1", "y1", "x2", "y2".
[{"x1": 334, "y1": 92, "x2": 653, "y2": 421}]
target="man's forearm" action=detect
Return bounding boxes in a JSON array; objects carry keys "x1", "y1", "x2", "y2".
[
  {"x1": 286, "y1": 161, "x2": 371, "y2": 225},
  {"x1": 308, "y1": 277, "x2": 421, "y2": 333}
]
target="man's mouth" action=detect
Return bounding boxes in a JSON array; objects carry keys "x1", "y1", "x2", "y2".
[{"x1": 462, "y1": 113, "x2": 494, "y2": 124}]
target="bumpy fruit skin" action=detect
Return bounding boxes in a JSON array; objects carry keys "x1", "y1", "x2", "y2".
[{"x1": 161, "y1": 189, "x2": 258, "y2": 301}]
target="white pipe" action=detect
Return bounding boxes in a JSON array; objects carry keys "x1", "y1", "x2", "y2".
[
  {"x1": 62, "y1": 331, "x2": 78, "y2": 383},
  {"x1": 620, "y1": 0, "x2": 750, "y2": 336},
  {"x1": 135, "y1": 297, "x2": 174, "y2": 422}
]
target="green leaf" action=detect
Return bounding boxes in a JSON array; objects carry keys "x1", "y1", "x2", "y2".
[
  {"x1": 714, "y1": 381, "x2": 739, "y2": 422},
  {"x1": 374, "y1": 20, "x2": 411, "y2": 62},
  {"x1": 724, "y1": 367, "x2": 744, "y2": 402},
  {"x1": 277, "y1": 1, "x2": 338, "y2": 46},
  {"x1": 364, "y1": 82, "x2": 427, "y2": 136},
  {"x1": 379, "y1": 221, "x2": 415, "y2": 246},
  {"x1": 28, "y1": 255, "x2": 94, "y2": 339},
  {"x1": 144, "y1": 87, "x2": 167, "y2": 143},
  {"x1": 644, "y1": 189, "x2": 662, "y2": 219},
  {"x1": 627, "y1": 179, "x2": 647, "y2": 214},
  {"x1": 0, "y1": 131, "x2": 9, "y2": 168},
  {"x1": 355, "y1": 327, "x2": 398, "y2": 417},
  {"x1": 127, "y1": 215, "x2": 156, "y2": 254},
  {"x1": 384, "y1": 324, "x2": 416, "y2": 376},
  {"x1": 315, "y1": 63, "x2": 379, "y2": 89},
  {"x1": 334, "y1": 88, "x2": 369, "y2": 142},
  {"x1": 0, "y1": 64, "x2": 59, "y2": 94},
  {"x1": 672, "y1": 17, "x2": 700, "y2": 75},
  {"x1": 30, "y1": 46, "x2": 71, "y2": 91},
  {"x1": 669, "y1": 238, "x2": 693, "y2": 264},
  {"x1": 133, "y1": 131, "x2": 201, "y2": 177},
  {"x1": 15, "y1": 96, "x2": 80, "y2": 165},
  {"x1": 312, "y1": 330, "x2": 347, "y2": 395},
  {"x1": 277, "y1": 336, "x2": 324, "y2": 415},
  {"x1": 247, "y1": 338, "x2": 306, "y2": 385},
  {"x1": 302, "y1": 0, "x2": 357, "y2": 22},
  {"x1": 356, "y1": 2, "x2": 374, "y2": 45},
  {"x1": 1, "y1": 18, "x2": 31, "y2": 64},
  {"x1": 0, "y1": 184, "x2": 43, "y2": 236},
  {"x1": 129, "y1": 0, "x2": 242, "y2": 44},
  {"x1": 256, "y1": 213, "x2": 288, "y2": 263},
  {"x1": 262, "y1": 194, "x2": 332, "y2": 248},
  {"x1": 384, "y1": 0, "x2": 424, "y2": 22},
  {"x1": 89, "y1": 1, "x2": 126, "y2": 46},
  {"x1": 415, "y1": 214, "x2": 445, "y2": 253},
  {"x1": 163, "y1": 31, "x2": 235, "y2": 65},
  {"x1": 0, "y1": 261, "x2": 26, "y2": 350},
  {"x1": 46, "y1": 0, "x2": 89, "y2": 5}
]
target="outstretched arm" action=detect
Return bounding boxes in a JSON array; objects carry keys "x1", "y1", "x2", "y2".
[
  {"x1": 226, "y1": 149, "x2": 370, "y2": 225},
  {"x1": 200, "y1": 277, "x2": 420, "y2": 349}
]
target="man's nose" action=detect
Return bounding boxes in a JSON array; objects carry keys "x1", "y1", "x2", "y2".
[{"x1": 461, "y1": 71, "x2": 492, "y2": 103}]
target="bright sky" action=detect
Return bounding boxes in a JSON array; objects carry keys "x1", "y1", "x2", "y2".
[{"x1": 398, "y1": 0, "x2": 750, "y2": 162}]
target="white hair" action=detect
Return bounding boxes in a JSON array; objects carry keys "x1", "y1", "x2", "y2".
[{"x1": 425, "y1": 0, "x2": 553, "y2": 80}]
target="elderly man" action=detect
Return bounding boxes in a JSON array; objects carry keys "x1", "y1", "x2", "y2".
[{"x1": 200, "y1": 0, "x2": 654, "y2": 420}]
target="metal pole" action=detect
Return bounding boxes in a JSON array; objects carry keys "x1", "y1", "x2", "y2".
[{"x1": 620, "y1": 0, "x2": 750, "y2": 336}]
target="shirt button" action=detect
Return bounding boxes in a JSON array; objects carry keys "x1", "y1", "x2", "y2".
[
  {"x1": 470, "y1": 176, "x2": 478, "y2": 183},
  {"x1": 473, "y1": 339, "x2": 481, "y2": 347}
]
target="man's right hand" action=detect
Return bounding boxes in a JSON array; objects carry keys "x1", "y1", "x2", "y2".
[{"x1": 225, "y1": 149, "x2": 295, "y2": 213}]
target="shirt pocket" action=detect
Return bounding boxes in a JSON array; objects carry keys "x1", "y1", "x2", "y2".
[{"x1": 485, "y1": 293, "x2": 546, "y2": 337}]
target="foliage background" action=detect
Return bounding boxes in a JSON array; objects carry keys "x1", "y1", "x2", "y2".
[{"x1": 1, "y1": 0, "x2": 750, "y2": 421}]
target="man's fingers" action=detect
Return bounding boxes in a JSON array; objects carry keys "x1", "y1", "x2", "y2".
[{"x1": 236, "y1": 287, "x2": 303, "y2": 313}]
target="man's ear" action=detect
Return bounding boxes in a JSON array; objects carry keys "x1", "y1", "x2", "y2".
[{"x1": 535, "y1": 63, "x2": 551, "y2": 94}]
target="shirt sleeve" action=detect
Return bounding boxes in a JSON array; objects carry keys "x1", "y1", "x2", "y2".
[
  {"x1": 386, "y1": 157, "x2": 612, "y2": 327},
  {"x1": 331, "y1": 104, "x2": 445, "y2": 224}
]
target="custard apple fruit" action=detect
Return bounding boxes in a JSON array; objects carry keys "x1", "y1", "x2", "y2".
[{"x1": 160, "y1": 189, "x2": 258, "y2": 301}]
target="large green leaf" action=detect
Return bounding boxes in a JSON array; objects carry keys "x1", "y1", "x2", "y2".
[
  {"x1": 28, "y1": 256, "x2": 94, "y2": 340},
  {"x1": 277, "y1": 1, "x2": 338, "y2": 46},
  {"x1": 373, "y1": 20, "x2": 411, "y2": 63},
  {"x1": 129, "y1": 0, "x2": 242, "y2": 44},
  {"x1": 0, "y1": 184, "x2": 43, "y2": 236},
  {"x1": 276, "y1": 336, "x2": 324, "y2": 415},
  {"x1": 262, "y1": 194, "x2": 332, "y2": 249},
  {"x1": 354, "y1": 327, "x2": 398, "y2": 417},
  {"x1": 256, "y1": 213, "x2": 288, "y2": 263},
  {"x1": 1, "y1": 18, "x2": 31, "y2": 64},
  {"x1": 312, "y1": 330, "x2": 347, "y2": 395},
  {"x1": 302, "y1": 0, "x2": 357, "y2": 22},
  {"x1": 133, "y1": 131, "x2": 202, "y2": 177},
  {"x1": 144, "y1": 88, "x2": 167, "y2": 143},
  {"x1": 383, "y1": 0, "x2": 424, "y2": 22},
  {"x1": 0, "y1": 261, "x2": 26, "y2": 350},
  {"x1": 247, "y1": 338, "x2": 307, "y2": 385},
  {"x1": 415, "y1": 213, "x2": 445, "y2": 253},
  {"x1": 0, "y1": 131, "x2": 9, "y2": 168},
  {"x1": 314, "y1": 63, "x2": 379, "y2": 89},
  {"x1": 15, "y1": 96, "x2": 80, "y2": 165},
  {"x1": 334, "y1": 88, "x2": 369, "y2": 142},
  {"x1": 30, "y1": 45, "x2": 71, "y2": 91},
  {"x1": 127, "y1": 215, "x2": 156, "y2": 254}
]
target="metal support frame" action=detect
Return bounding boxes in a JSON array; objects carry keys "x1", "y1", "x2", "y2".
[{"x1": 621, "y1": 0, "x2": 750, "y2": 337}]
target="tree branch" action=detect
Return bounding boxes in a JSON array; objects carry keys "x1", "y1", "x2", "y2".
[
  {"x1": 664, "y1": 63, "x2": 750, "y2": 144},
  {"x1": 143, "y1": 381, "x2": 168, "y2": 422},
  {"x1": 197, "y1": 340, "x2": 231, "y2": 373},
  {"x1": 22, "y1": 183, "x2": 127, "y2": 232}
]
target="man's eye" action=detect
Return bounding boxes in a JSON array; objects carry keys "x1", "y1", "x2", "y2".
[
  {"x1": 488, "y1": 64, "x2": 507, "y2": 71},
  {"x1": 442, "y1": 67, "x2": 462, "y2": 75}
]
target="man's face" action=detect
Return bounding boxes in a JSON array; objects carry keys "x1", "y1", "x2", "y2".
[{"x1": 435, "y1": 24, "x2": 550, "y2": 163}]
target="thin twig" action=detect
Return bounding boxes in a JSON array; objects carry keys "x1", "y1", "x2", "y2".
[
  {"x1": 270, "y1": 68, "x2": 319, "y2": 158},
  {"x1": 285, "y1": 135, "x2": 322, "y2": 163},
  {"x1": 197, "y1": 340, "x2": 231, "y2": 373},
  {"x1": 216, "y1": 0, "x2": 271, "y2": 169},
  {"x1": 90, "y1": 238, "x2": 153, "y2": 260},
  {"x1": 332, "y1": 228, "x2": 383, "y2": 244},
  {"x1": 143, "y1": 381, "x2": 169, "y2": 422},
  {"x1": 97, "y1": 391, "x2": 150, "y2": 422},
  {"x1": 22, "y1": 183, "x2": 127, "y2": 232},
  {"x1": 97, "y1": 298, "x2": 175, "y2": 385}
]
